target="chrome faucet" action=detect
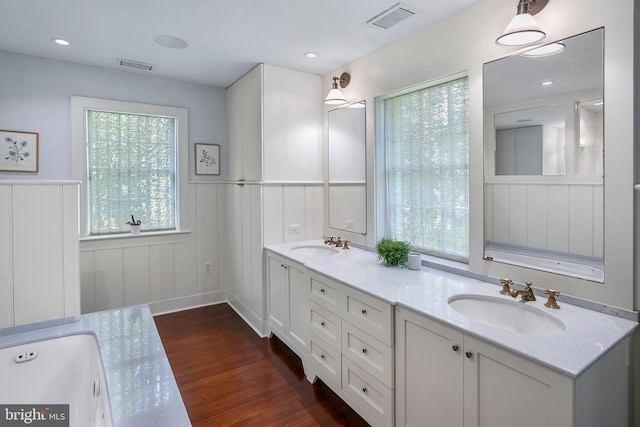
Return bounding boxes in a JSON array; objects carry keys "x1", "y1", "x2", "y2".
[{"x1": 510, "y1": 281, "x2": 536, "y2": 302}]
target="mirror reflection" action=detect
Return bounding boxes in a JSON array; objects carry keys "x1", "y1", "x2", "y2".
[
  {"x1": 483, "y1": 29, "x2": 604, "y2": 282},
  {"x1": 328, "y1": 101, "x2": 366, "y2": 234}
]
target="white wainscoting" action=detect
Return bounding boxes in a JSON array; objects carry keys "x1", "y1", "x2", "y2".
[
  {"x1": 0, "y1": 182, "x2": 80, "y2": 327},
  {"x1": 485, "y1": 182, "x2": 603, "y2": 258},
  {"x1": 79, "y1": 182, "x2": 324, "y2": 329}
]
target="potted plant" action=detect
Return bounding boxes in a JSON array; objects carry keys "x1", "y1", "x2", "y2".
[
  {"x1": 375, "y1": 236, "x2": 412, "y2": 267},
  {"x1": 126, "y1": 215, "x2": 142, "y2": 235}
]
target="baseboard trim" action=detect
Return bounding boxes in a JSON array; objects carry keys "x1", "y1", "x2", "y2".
[{"x1": 149, "y1": 291, "x2": 227, "y2": 316}]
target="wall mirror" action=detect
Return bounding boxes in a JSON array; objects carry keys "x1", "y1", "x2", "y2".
[
  {"x1": 328, "y1": 101, "x2": 366, "y2": 234},
  {"x1": 483, "y1": 29, "x2": 604, "y2": 282}
]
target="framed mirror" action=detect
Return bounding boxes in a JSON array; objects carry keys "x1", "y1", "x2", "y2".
[
  {"x1": 483, "y1": 29, "x2": 604, "y2": 282},
  {"x1": 328, "y1": 101, "x2": 366, "y2": 234}
]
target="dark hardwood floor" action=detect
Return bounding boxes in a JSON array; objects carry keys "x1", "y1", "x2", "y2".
[{"x1": 154, "y1": 304, "x2": 370, "y2": 427}]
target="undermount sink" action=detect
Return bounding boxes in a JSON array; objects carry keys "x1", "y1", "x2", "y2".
[
  {"x1": 290, "y1": 245, "x2": 339, "y2": 257},
  {"x1": 448, "y1": 294, "x2": 566, "y2": 335}
]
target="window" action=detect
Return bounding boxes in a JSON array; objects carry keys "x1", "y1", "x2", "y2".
[
  {"x1": 72, "y1": 97, "x2": 188, "y2": 237},
  {"x1": 380, "y1": 76, "x2": 469, "y2": 262}
]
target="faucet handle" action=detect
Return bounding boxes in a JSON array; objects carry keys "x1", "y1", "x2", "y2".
[
  {"x1": 544, "y1": 290, "x2": 561, "y2": 309},
  {"x1": 499, "y1": 278, "x2": 513, "y2": 295},
  {"x1": 335, "y1": 237, "x2": 343, "y2": 248},
  {"x1": 343, "y1": 240, "x2": 350, "y2": 250}
]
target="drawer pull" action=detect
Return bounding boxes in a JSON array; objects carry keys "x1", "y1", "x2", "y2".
[
  {"x1": 320, "y1": 288, "x2": 325, "y2": 294},
  {"x1": 320, "y1": 321, "x2": 325, "y2": 327},
  {"x1": 361, "y1": 309, "x2": 367, "y2": 315},
  {"x1": 452, "y1": 345, "x2": 459, "y2": 352},
  {"x1": 465, "y1": 351, "x2": 473, "y2": 359},
  {"x1": 362, "y1": 348, "x2": 368, "y2": 355},
  {"x1": 362, "y1": 387, "x2": 368, "y2": 394},
  {"x1": 320, "y1": 354, "x2": 325, "y2": 360}
]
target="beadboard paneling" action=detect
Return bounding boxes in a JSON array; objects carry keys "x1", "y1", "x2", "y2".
[{"x1": 0, "y1": 186, "x2": 12, "y2": 327}]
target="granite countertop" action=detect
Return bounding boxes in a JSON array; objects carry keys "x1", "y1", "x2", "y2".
[
  {"x1": 0, "y1": 305, "x2": 191, "y2": 427},
  {"x1": 265, "y1": 240, "x2": 638, "y2": 378}
]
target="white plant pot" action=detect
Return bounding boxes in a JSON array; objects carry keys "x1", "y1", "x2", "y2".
[{"x1": 130, "y1": 225, "x2": 141, "y2": 235}]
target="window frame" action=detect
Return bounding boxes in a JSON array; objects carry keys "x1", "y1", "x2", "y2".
[
  {"x1": 375, "y1": 72, "x2": 469, "y2": 262},
  {"x1": 71, "y1": 96, "x2": 189, "y2": 238}
]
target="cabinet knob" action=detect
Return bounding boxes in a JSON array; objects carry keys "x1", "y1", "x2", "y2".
[
  {"x1": 361, "y1": 309, "x2": 367, "y2": 315},
  {"x1": 320, "y1": 321, "x2": 325, "y2": 327},
  {"x1": 465, "y1": 351, "x2": 473, "y2": 359},
  {"x1": 320, "y1": 354, "x2": 325, "y2": 360},
  {"x1": 362, "y1": 348, "x2": 368, "y2": 355},
  {"x1": 362, "y1": 387, "x2": 368, "y2": 394},
  {"x1": 320, "y1": 288, "x2": 325, "y2": 294},
  {"x1": 452, "y1": 345, "x2": 459, "y2": 352}
]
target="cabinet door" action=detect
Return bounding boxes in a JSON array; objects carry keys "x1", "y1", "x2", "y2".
[
  {"x1": 227, "y1": 80, "x2": 243, "y2": 181},
  {"x1": 241, "y1": 65, "x2": 263, "y2": 182},
  {"x1": 463, "y1": 335, "x2": 573, "y2": 427},
  {"x1": 267, "y1": 254, "x2": 287, "y2": 337},
  {"x1": 287, "y1": 262, "x2": 308, "y2": 352},
  {"x1": 395, "y1": 307, "x2": 464, "y2": 427}
]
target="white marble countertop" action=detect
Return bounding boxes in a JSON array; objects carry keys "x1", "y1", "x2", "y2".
[
  {"x1": 0, "y1": 305, "x2": 191, "y2": 427},
  {"x1": 265, "y1": 240, "x2": 638, "y2": 377}
]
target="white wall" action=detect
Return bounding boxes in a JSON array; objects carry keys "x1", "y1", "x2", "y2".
[
  {"x1": 323, "y1": 0, "x2": 635, "y2": 310},
  {"x1": 0, "y1": 51, "x2": 227, "y2": 182}
]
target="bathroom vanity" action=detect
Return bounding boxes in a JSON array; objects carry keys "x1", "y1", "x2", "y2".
[{"x1": 265, "y1": 241, "x2": 637, "y2": 427}]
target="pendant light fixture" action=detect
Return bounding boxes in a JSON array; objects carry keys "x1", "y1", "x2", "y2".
[
  {"x1": 324, "y1": 72, "x2": 351, "y2": 105},
  {"x1": 496, "y1": 0, "x2": 549, "y2": 47}
]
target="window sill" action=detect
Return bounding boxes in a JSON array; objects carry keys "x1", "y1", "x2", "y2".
[{"x1": 79, "y1": 229, "x2": 191, "y2": 242}]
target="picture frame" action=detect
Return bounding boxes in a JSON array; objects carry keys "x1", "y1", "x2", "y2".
[
  {"x1": 0, "y1": 130, "x2": 39, "y2": 173},
  {"x1": 195, "y1": 143, "x2": 220, "y2": 176}
]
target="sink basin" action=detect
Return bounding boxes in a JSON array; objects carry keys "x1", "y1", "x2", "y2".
[
  {"x1": 291, "y1": 245, "x2": 340, "y2": 257},
  {"x1": 448, "y1": 294, "x2": 565, "y2": 335}
]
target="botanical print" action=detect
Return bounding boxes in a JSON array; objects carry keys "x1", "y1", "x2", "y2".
[
  {"x1": 0, "y1": 130, "x2": 38, "y2": 172},
  {"x1": 195, "y1": 143, "x2": 220, "y2": 175},
  {"x1": 4, "y1": 136, "x2": 31, "y2": 163},
  {"x1": 200, "y1": 148, "x2": 216, "y2": 168}
]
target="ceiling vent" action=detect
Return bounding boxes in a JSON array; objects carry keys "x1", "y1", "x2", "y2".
[
  {"x1": 368, "y1": 3, "x2": 415, "y2": 29},
  {"x1": 117, "y1": 58, "x2": 154, "y2": 71}
]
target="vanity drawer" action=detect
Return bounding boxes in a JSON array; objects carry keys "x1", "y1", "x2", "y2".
[
  {"x1": 309, "y1": 276, "x2": 342, "y2": 312},
  {"x1": 343, "y1": 287, "x2": 393, "y2": 346},
  {"x1": 342, "y1": 321, "x2": 393, "y2": 388},
  {"x1": 308, "y1": 332, "x2": 341, "y2": 387},
  {"x1": 309, "y1": 300, "x2": 341, "y2": 351},
  {"x1": 342, "y1": 356, "x2": 393, "y2": 427}
]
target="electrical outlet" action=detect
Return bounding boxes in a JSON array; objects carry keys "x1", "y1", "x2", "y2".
[
  {"x1": 204, "y1": 262, "x2": 212, "y2": 274},
  {"x1": 288, "y1": 224, "x2": 301, "y2": 234}
]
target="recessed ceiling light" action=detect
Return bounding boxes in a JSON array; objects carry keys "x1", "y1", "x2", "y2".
[
  {"x1": 52, "y1": 38, "x2": 71, "y2": 46},
  {"x1": 303, "y1": 52, "x2": 318, "y2": 58},
  {"x1": 153, "y1": 35, "x2": 189, "y2": 49},
  {"x1": 541, "y1": 80, "x2": 554, "y2": 86}
]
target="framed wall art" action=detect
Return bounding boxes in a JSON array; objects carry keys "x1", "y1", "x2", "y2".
[
  {"x1": 195, "y1": 143, "x2": 220, "y2": 176},
  {"x1": 1, "y1": 130, "x2": 39, "y2": 173}
]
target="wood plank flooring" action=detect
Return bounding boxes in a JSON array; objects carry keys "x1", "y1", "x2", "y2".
[{"x1": 154, "y1": 303, "x2": 370, "y2": 427}]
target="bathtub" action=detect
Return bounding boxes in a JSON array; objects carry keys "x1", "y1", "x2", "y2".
[{"x1": 0, "y1": 333, "x2": 112, "y2": 427}]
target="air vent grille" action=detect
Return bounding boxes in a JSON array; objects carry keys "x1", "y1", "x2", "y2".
[
  {"x1": 368, "y1": 3, "x2": 415, "y2": 29},
  {"x1": 117, "y1": 58, "x2": 154, "y2": 71}
]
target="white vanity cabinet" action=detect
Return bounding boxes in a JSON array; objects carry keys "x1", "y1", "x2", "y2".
[
  {"x1": 227, "y1": 63, "x2": 321, "y2": 183},
  {"x1": 307, "y1": 272, "x2": 394, "y2": 427},
  {"x1": 265, "y1": 250, "x2": 308, "y2": 359},
  {"x1": 395, "y1": 305, "x2": 631, "y2": 427}
]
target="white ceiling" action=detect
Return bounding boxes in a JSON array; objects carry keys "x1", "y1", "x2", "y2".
[{"x1": 0, "y1": 0, "x2": 478, "y2": 88}]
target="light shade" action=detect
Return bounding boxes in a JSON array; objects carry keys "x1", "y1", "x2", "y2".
[
  {"x1": 324, "y1": 73, "x2": 351, "y2": 105},
  {"x1": 496, "y1": 13, "x2": 545, "y2": 47},
  {"x1": 324, "y1": 87, "x2": 347, "y2": 105}
]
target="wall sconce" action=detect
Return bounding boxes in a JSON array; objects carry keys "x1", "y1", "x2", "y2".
[
  {"x1": 496, "y1": 0, "x2": 549, "y2": 47},
  {"x1": 324, "y1": 72, "x2": 351, "y2": 105}
]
